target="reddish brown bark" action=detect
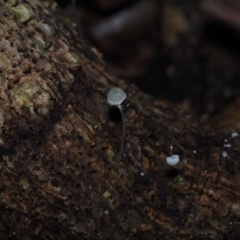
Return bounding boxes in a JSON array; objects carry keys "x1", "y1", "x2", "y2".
[{"x1": 0, "y1": 0, "x2": 240, "y2": 239}]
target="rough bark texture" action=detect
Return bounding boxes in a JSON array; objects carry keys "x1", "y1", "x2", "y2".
[{"x1": 0, "y1": 0, "x2": 240, "y2": 239}]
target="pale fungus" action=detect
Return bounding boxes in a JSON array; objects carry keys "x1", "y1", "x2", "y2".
[
  {"x1": 166, "y1": 154, "x2": 180, "y2": 166},
  {"x1": 107, "y1": 87, "x2": 126, "y2": 160},
  {"x1": 231, "y1": 131, "x2": 239, "y2": 138},
  {"x1": 166, "y1": 138, "x2": 186, "y2": 166},
  {"x1": 107, "y1": 87, "x2": 126, "y2": 106}
]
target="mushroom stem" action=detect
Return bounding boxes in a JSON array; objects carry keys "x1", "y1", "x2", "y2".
[
  {"x1": 117, "y1": 105, "x2": 126, "y2": 160},
  {"x1": 171, "y1": 138, "x2": 187, "y2": 163},
  {"x1": 107, "y1": 87, "x2": 127, "y2": 160}
]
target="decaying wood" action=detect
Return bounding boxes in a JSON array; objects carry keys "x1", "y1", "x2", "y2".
[{"x1": 0, "y1": 0, "x2": 240, "y2": 239}]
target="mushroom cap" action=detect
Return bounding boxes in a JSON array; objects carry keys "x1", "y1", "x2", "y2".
[
  {"x1": 166, "y1": 154, "x2": 180, "y2": 166},
  {"x1": 107, "y1": 87, "x2": 126, "y2": 106}
]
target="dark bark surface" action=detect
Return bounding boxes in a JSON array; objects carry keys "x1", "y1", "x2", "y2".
[{"x1": 0, "y1": 0, "x2": 240, "y2": 239}]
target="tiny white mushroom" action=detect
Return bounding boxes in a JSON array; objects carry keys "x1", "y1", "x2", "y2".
[
  {"x1": 107, "y1": 87, "x2": 126, "y2": 160},
  {"x1": 231, "y1": 131, "x2": 239, "y2": 138},
  {"x1": 166, "y1": 154, "x2": 180, "y2": 166},
  {"x1": 107, "y1": 87, "x2": 126, "y2": 106}
]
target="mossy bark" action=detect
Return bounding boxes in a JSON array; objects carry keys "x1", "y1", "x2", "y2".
[{"x1": 0, "y1": 0, "x2": 240, "y2": 239}]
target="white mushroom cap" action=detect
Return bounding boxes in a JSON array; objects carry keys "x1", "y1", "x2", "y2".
[
  {"x1": 166, "y1": 154, "x2": 180, "y2": 166},
  {"x1": 231, "y1": 131, "x2": 239, "y2": 138},
  {"x1": 107, "y1": 87, "x2": 126, "y2": 106}
]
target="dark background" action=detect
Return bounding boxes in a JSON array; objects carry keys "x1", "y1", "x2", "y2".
[{"x1": 56, "y1": 0, "x2": 240, "y2": 129}]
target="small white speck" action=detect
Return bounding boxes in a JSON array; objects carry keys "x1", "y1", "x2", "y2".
[
  {"x1": 224, "y1": 139, "x2": 228, "y2": 142},
  {"x1": 231, "y1": 132, "x2": 239, "y2": 138},
  {"x1": 193, "y1": 150, "x2": 197, "y2": 154},
  {"x1": 204, "y1": 169, "x2": 208, "y2": 173},
  {"x1": 222, "y1": 151, "x2": 228, "y2": 158},
  {"x1": 223, "y1": 143, "x2": 231, "y2": 148},
  {"x1": 208, "y1": 188, "x2": 214, "y2": 195},
  {"x1": 140, "y1": 172, "x2": 144, "y2": 176},
  {"x1": 229, "y1": 221, "x2": 232, "y2": 225}
]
